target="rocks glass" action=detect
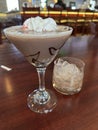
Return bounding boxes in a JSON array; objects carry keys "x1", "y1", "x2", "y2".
[{"x1": 53, "y1": 57, "x2": 85, "y2": 95}]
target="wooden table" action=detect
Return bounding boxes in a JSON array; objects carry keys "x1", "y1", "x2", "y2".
[{"x1": 0, "y1": 34, "x2": 98, "y2": 130}]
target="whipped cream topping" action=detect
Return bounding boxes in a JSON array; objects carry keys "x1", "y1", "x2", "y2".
[{"x1": 23, "y1": 16, "x2": 57, "y2": 32}]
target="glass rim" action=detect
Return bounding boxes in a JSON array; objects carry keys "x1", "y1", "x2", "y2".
[{"x1": 54, "y1": 56, "x2": 85, "y2": 67}]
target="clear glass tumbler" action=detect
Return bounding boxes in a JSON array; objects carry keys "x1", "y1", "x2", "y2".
[{"x1": 53, "y1": 57, "x2": 85, "y2": 95}]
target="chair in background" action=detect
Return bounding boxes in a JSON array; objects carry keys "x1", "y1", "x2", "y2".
[
  {"x1": 66, "y1": 9, "x2": 79, "y2": 35},
  {"x1": 92, "y1": 12, "x2": 98, "y2": 35},
  {"x1": 83, "y1": 9, "x2": 94, "y2": 34},
  {"x1": 47, "y1": 6, "x2": 63, "y2": 25},
  {"x1": 92, "y1": 11, "x2": 98, "y2": 23},
  {"x1": 76, "y1": 9, "x2": 86, "y2": 34},
  {"x1": 59, "y1": 10, "x2": 68, "y2": 25},
  {"x1": 21, "y1": 7, "x2": 40, "y2": 23}
]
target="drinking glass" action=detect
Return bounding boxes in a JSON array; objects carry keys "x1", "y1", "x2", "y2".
[
  {"x1": 4, "y1": 25, "x2": 73, "y2": 113},
  {"x1": 53, "y1": 57, "x2": 85, "y2": 95}
]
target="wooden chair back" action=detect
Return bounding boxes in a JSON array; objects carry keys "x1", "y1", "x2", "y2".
[
  {"x1": 21, "y1": 7, "x2": 40, "y2": 23},
  {"x1": 47, "y1": 6, "x2": 63, "y2": 24}
]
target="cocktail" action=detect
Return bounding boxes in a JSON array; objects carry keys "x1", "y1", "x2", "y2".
[{"x1": 4, "y1": 17, "x2": 73, "y2": 113}]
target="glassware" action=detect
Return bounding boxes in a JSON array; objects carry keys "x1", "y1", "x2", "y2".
[
  {"x1": 53, "y1": 57, "x2": 85, "y2": 95},
  {"x1": 4, "y1": 25, "x2": 73, "y2": 113}
]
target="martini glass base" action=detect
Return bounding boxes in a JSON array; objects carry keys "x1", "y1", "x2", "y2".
[{"x1": 27, "y1": 89, "x2": 57, "y2": 114}]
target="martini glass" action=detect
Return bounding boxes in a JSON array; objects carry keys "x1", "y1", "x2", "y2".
[{"x1": 4, "y1": 25, "x2": 73, "y2": 113}]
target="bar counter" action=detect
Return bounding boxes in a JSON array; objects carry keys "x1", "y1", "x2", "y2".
[
  {"x1": 0, "y1": 10, "x2": 98, "y2": 19},
  {"x1": 20, "y1": 9, "x2": 98, "y2": 27},
  {"x1": 21, "y1": 9, "x2": 98, "y2": 16},
  {"x1": 21, "y1": 9, "x2": 98, "y2": 19},
  {"x1": 0, "y1": 33, "x2": 98, "y2": 129}
]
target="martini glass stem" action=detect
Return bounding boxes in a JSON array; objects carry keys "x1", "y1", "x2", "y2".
[
  {"x1": 36, "y1": 67, "x2": 50, "y2": 104},
  {"x1": 36, "y1": 67, "x2": 46, "y2": 91}
]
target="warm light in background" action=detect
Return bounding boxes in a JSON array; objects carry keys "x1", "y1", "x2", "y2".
[
  {"x1": 28, "y1": 0, "x2": 32, "y2": 2},
  {"x1": 5, "y1": 77, "x2": 13, "y2": 93}
]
